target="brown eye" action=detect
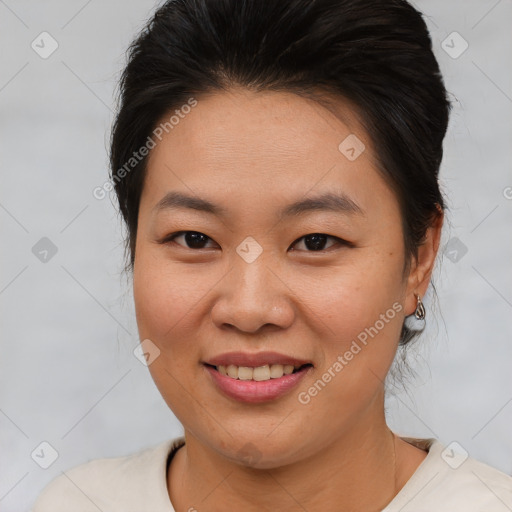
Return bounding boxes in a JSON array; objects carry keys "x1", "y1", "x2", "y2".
[
  {"x1": 291, "y1": 233, "x2": 347, "y2": 252},
  {"x1": 163, "y1": 231, "x2": 218, "y2": 249}
]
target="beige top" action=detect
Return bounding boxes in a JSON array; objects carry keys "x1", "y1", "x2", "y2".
[{"x1": 32, "y1": 436, "x2": 512, "y2": 511}]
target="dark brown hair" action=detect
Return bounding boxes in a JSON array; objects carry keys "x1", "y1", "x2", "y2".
[{"x1": 109, "y1": 0, "x2": 451, "y2": 347}]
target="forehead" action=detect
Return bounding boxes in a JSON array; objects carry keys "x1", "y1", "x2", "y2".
[
  {"x1": 148, "y1": 86, "x2": 367, "y2": 168},
  {"x1": 141, "y1": 87, "x2": 396, "y2": 221}
]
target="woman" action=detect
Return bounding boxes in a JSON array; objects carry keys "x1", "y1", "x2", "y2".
[{"x1": 32, "y1": 0, "x2": 512, "y2": 510}]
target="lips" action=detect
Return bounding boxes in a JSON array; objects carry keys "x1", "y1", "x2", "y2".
[
  {"x1": 205, "y1": 351, "x2": 312, "y2": 368},
  {"x1": 203, "y1": 351, "x2": 314, "y2": 403},
  {"x1": 214, "y1": 363, "x2": 306, "y2": 381}
]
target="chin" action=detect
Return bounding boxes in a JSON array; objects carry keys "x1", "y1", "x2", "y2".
[{"x1": 213, "y1": 434, "x2": 310, "y2": 470}]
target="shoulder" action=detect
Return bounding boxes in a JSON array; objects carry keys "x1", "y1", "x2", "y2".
[
  {"x1": 436, "y1": 450, "x2": 512, "y2": 509},
  {"x1": 388, "y1": 438, "x2": 512, "y2": 512},
  {"x1": 31, "y1": 437, "x2": 184, "y2": 512}
]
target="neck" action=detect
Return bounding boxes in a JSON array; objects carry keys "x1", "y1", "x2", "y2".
[{"x1": 169, "y1": 399, "x2": 405, "y2": 511}]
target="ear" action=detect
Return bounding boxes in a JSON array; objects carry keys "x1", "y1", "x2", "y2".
[{"x1": 404, "y1": 205, "x2": 444, "y2": 316}]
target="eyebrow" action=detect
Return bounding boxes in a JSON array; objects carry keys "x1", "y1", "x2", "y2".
[{"x1": 152, "y1": 191, "x2": 365, "y2": 219}]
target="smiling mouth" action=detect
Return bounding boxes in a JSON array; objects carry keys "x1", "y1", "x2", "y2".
[{"x1": 205, "y1": 363, "x2": 313, "y2": 381}]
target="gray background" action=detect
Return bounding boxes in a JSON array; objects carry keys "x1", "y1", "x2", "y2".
[{"x1": 1, "y1": 1, "x2": 511, "y2": 510}]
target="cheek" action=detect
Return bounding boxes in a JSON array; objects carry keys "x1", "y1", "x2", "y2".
[
  {"x1": 300, "y1": 251, "x2": 405, "y2": 385},
  {"x1": 301, "y1": 250, "x2": 404, "y2": 334},
  {"x1": 293, "y1": 277, "x2": 404, "y2": 428},
  {"x1": 132, "y1": 254, "x2": 209, "y2": 422},
  {"x1": 133, "y1": 253, "x2": 207, "y2": 344}
]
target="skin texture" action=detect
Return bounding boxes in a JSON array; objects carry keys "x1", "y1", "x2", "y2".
[{"x1": 132, "y1": 87, "x2": 443, "y2": 511}]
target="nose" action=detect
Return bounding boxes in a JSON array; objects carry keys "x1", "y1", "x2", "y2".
[{"x1": 210, "y1": 254, "x2": 295, "y2": 335}]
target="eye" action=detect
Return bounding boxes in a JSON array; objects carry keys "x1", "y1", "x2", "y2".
[
  {"x1": 290, "y1": 233, "x2": 349, "y2": 252},
  {"x1": 161, "y1": 231, "x2": 219, "y2": 249},
  {"x1": 160, "y1": 231, "x2": 351, "y2": 252}
]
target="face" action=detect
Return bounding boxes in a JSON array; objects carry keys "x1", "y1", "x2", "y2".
[{"x1": 133, "y1": 87, "x2": 422, "y2": 468}]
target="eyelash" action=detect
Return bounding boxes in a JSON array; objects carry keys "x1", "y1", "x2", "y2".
[{"x1": 160, "y1": 231, "x2": 353, "y2": 252}]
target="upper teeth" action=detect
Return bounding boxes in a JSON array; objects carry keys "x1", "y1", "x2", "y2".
[{"x1": 216, "y1": 364, "x2": 298, "y2": 381}]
